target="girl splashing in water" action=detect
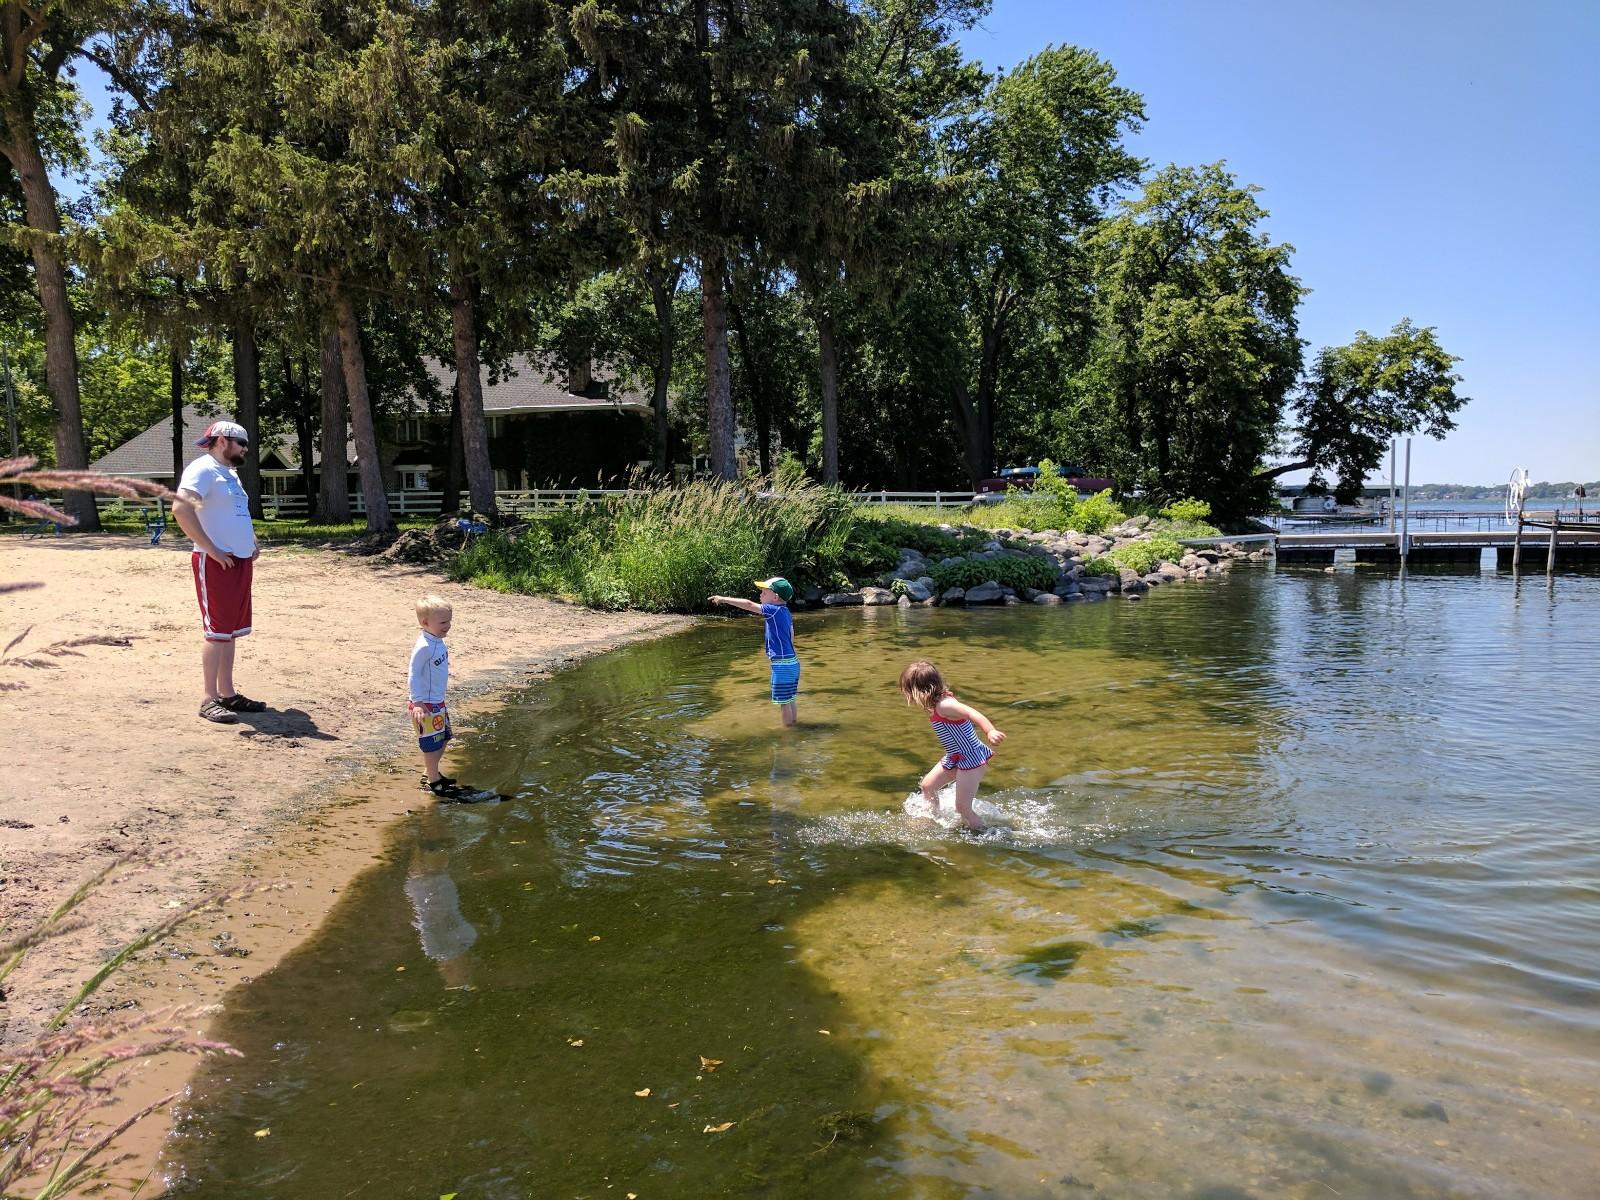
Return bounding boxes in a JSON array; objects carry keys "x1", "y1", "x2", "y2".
[{"x1": 899, "y1": 660, "x2": 1006, "y2": 831}]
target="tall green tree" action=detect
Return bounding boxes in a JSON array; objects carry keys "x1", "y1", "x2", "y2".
[
  {"x1": 573, "y1": 0, "x2": 856, "y2": 480},
  {"x1": 0, "y1": 0, "x2": 123, "y2": 526},
  {"x1": 1262, "y1": 318, "x2": 1469, "y2": 500},
  {"x1": 1066, "y1": 162, "x2": 1305, "y2": 519},
  {"x1": 781, "y1": 0, "x2": 987, "y2": 482},
  {"x1": 925, "y1": 45, "x2": 1144, "y2": 485}
]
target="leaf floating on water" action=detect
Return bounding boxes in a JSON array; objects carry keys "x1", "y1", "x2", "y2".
[
  {"x1": 254, "y1": 1128, "x2": 270, "y2": 1138},
  {"x1": 567, "y1": 1038, "x2": 584, "y2": 1047},
  {"x1": 634, "y1": 1088, "x2": 651, "y2": 1098},
  {"x1": 818, "y1": 1029, "x2": 831, "y2": 1036},
  {"x1": 699, "y1": 1056, "x2": 723, "y2": 1072},
  {"x1": 703, "y1": 1122, "x2": 736, "y2": 1134},
  {"x1": 441, "y1": 1194, "x2": 457, "y2": 1200},
  {"x1": 767, "y1": 878, "x2": 785, "y2": 885},
  {"x1": 589, "y1": 935, "x2": 602, "y2": 942}
]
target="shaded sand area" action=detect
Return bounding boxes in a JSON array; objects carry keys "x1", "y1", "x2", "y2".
[{"x1": 1, "y1": 534, "x2": 688, "y2": 1045}]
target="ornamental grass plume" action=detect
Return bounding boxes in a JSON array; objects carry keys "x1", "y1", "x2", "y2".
[
  {"x1": 0, "y1": 858, "x2": 260, "y2": 1200},
  {"x1": 0, "y1": 457, "x2": 174, "y2": 528}
]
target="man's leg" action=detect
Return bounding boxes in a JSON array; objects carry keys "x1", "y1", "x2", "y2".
[
  {"x1": 215, "y1": 639, "x2": 237, "y2": 699},
  {"x1": 202, "y1": 638, "x2": 229, "y2": 700}
]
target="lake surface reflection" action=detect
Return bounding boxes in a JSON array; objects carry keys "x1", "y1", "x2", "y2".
[{"x1": 166, "y1": 565, "x2": 1600, "y2": 1199}]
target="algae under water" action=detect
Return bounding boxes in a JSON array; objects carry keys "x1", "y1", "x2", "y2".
[{"x1": 165, "y1": 566, "x2": 1600, "y2": 1199}]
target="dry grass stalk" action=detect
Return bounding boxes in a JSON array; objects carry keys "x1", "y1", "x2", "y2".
[
  {"x1": 0, "y1": 456, "x2": 175, "y2": 526},
  {"x1": 1, "y1": 857, "x2": 266, "y2": 1200}
]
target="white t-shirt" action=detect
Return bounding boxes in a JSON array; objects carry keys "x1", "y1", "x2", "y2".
[
  {"x1": 177, "y1": 455, "x2": 257, "y2": 557},
  {"x1": 409, "y1": 631, "x2": 449, "y2": 704}
]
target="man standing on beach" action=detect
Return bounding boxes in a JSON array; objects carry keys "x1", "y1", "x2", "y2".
[{"x1": 172, "y1": 419, "x2": 266, "y2": 724}]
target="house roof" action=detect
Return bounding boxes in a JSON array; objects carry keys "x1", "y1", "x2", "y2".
[
  {"x1": 91, "y1": 354, "x2": 652, "y2": 477},
  {"x1": 88, "y1": 404, "x2": 339, "y2": 478},
  {"x1": 418, "y1": 353, "x2": 652, "y2": 415}
]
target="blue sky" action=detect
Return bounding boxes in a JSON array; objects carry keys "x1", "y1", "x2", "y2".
[{"x1": 960, "y1": 0, "x2": 1599, "y2": 485}]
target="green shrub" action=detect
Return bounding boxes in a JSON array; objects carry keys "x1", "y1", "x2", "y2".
[
  {"x1": 929, "y1": 553, "x2": 1058, "y2": 592},
  {"x1": 1160, "y1": 497, "x2": 1211, "y2": 523},
  {"x1": 1066, "y1": 489, "x2": 1124, "y2": 535},
  {"x1": 1108, "y1": 534, "x2": 1184, "y2": 575},
  {"x1": 1081, "y1": 555, "x2": 1119, "y2": 578}
]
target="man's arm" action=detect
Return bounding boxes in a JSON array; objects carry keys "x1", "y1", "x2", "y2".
[{"x1": 172, "y1": 491, "x2": 234, "y2": 569}]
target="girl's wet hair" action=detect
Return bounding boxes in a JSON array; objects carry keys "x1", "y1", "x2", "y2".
[{"x1": 899, "y1": 660, "x2": 947, "y2": 709}]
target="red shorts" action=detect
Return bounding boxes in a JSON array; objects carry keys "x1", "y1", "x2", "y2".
[{"x1": 193, "y1": 552, "x2": 254, "y2": 642}]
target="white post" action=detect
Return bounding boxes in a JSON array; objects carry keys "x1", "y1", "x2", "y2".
[
  {"x1": 1400, "y1": 436, "x2": 1412, "y2": 564},
  {"x1": 1388, "y1": 439, "x2": 1397, "y2": 533}
]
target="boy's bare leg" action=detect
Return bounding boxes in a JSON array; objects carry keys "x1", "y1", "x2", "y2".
[
  {"x1": 953, "y1": 765, "x2": 988, "y2": 830},
  {"x1": 422, "y1": 746, "x2": 445, "y2": 783},
  {"x1": 919, "y1": 764, "x2": 958, "y2": 810},
  {"x1": 780, "y1": 701, "x2": 797, "y2": 727}
]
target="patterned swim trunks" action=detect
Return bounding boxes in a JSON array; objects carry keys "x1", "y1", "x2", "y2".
[
  {"x1": 769, "y1": 656, "x2": 801, "y2": 705},
  {"x1": 410, "y1": 701, "x2": 452, "y2": 752}
]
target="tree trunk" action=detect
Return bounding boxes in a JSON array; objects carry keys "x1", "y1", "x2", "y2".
[
  {"x1": 950, "y1": 379, "x2": 988, "y2": 488},
  {"x1": 317, "y1": 325, "x2": 351, "y2": 524},
  {"x1": 169, "y1": 344, "x2": 185, "y2": 484},
  {"x1": 818, "y1": 310, "x2": 840, "y2": 484},
  {"x1": 647, "y1": 268, "x2": 674, "y2": 473},
  {"x1": 441, "y1": 387, "x2": 464, "y2": 516},
  {"x1": 728, "y1": 298, "x2": 771, "y2": 476},
  {"x1": 702, "y1": 256, "x2": 736, "y2": 479},
  {"x1": 0, "y1": 109, "x2": 97, "y2": 529},
  {"x1": 331, "y1": 292, "x2": 392, "y2": 532},
  {"x1": 232, "y1": 324, "x2": 263, "y2": 517},
  {"x1": 284, "y1": 353, "x2": 317, "y2": 516},
  {"x1": 447, "y1": 251, "x2": 496, "y2": 517}
]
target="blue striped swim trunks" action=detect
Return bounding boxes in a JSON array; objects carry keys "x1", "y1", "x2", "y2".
[{"x1": 769, "y1": 656, "x2": 801, "y2": 704}]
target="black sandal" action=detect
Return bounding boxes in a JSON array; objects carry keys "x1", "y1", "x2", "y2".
[
  {"x1": 219, "y1": 693, "x2": 267, "y2": 713},
  {"x1": 421, "y1": 773, "x2": 457, "y2": 790},
  {"x1": 199, "y1": 699, "x2": 238, "y2": 724},
  {"x1": 427, "y1": 778, "x2": 463, "y2": 798}
]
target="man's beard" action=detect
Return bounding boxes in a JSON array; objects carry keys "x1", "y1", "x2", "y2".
[{"x1": 226, "y1": 449, "x2": 247, "y2": 467}]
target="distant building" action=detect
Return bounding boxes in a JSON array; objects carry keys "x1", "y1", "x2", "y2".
[{"x1": 89, "y1": 354, "x2": 659, "y2": 506}]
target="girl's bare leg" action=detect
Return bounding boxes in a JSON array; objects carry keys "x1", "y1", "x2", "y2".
[
  {"x1": 919, "y1": 763, "x2": 958, "y2": 811},
  {"x1": 953, "y1": 764, "x2": 989, "y2": 830}
]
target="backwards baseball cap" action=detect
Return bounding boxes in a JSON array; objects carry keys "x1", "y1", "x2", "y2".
[
  {"x1": 755, "y1": 576, "x2": 793, "y2": 601},
  {"x1": 195, "y1": 420, "x2": 249, "y2": 447}
]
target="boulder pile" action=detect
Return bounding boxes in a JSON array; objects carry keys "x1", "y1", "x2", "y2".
[{"x1": 802, "y1": 521, "x2": 1269, "y2": 610}]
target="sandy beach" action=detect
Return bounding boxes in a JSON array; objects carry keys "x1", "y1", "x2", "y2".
[{"x1": 1, "y1": 534, "x2": 689, "y2": 1048}]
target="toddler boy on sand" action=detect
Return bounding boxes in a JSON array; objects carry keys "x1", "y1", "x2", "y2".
[
  {"x1": 409, "y1": 595, "x2": 458, "y2": 797},
  {"x1": 709, "y1": 577, "x2": 800, "y2": 726}
]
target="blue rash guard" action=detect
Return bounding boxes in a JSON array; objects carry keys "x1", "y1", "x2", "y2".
[{"x1": 761, "y1": 603, "x2": 800, "y2": 704}]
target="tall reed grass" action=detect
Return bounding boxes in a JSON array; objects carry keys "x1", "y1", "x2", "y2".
[{"x1": 451, "y1": 465, "x2": 861, "y2": 612}]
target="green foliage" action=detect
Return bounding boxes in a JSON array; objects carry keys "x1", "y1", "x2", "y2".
[
  {"x1": 1279, "y1": 319, "x2": 1470, "y2": 502},
  {"x1": 929, "y1": 554, "x2": 1058, "y2": 593},
  {"x1": 1067, "y1": 489, "x2": 1124, "y2": 535},
  {"x1": 1108, "y1": 534, "x2": 1184, "y2": 575},
  {"x1": 1064, "y1": 163, "x2": 1305, "y2": 521},
  {"x1": 452, "y1": 470, "x2": 858, "y2": 612},
  {"x1": 1081, "y1": 555, "x2": 1118, "y2": 578},
  {"x1": 1160, "y1": 497, "x2": 1211, "y2": 523}
]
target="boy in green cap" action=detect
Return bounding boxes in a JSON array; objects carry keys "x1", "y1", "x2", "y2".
[{"x1": 709, "y1": 577, "x2": 799, "y2": 726}]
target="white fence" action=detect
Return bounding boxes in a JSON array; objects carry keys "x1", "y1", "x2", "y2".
[{"x1": 93, "y1": 486, "x2": 982, "y2": 521}]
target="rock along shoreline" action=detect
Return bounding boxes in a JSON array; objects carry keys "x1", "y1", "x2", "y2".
[{"x1": 804, "y1": 515, "x2": 1272, "y2": 609}]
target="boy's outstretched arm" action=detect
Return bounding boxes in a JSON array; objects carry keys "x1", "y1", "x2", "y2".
[{"x1": 708, "y1": 595, "x2": 764, "y2": 614}]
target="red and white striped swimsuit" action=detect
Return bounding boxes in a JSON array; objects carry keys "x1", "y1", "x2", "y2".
[{"x1": 930, "y1": 694, "x2": 993, "y2": 771}]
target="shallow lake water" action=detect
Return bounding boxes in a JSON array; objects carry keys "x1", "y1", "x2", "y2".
[{"x1": 166, "y1": 564, "x2": 1600, "y2": 1199}]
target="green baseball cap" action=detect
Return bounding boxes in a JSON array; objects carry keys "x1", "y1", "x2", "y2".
[{"x1": 754, "y1": 576, "x2": 793, "y2": 601}]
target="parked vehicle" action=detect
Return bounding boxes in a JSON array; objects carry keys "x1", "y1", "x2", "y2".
[{"x1": 975, "y1": 464, "x2": 1114, "y2": 497}]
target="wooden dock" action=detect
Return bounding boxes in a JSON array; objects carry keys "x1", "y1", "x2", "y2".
[{"x1": 1274, "y1": 523, "x2": 1600, "y2": 567}]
